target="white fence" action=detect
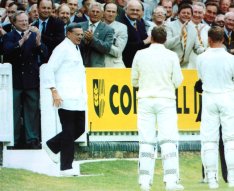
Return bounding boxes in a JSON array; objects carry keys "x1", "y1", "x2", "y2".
[{"x1": 0, "y1": 63, "x2": 13, "y2": 146}]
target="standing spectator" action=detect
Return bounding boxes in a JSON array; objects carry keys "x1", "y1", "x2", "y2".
[
  {"x1": 103, "y1": 0, "x2": 125, "y2": 22},
  {"x1": 165, "y1": 3, "x2": 205, "y2": 68},
  {"x1": 3, "y1": 11, "x2": 48, "y2": 149},
  {"x1": 28, "y1": 4, "x2": 39, "y2": 24},
  {"x1": 151, "y1": 6, "x2": 167, "y2": 27},
  {"x1": 146, "y1": 6, "x2": 167, "y2": 36},
  {"x1": 28, "y1": 0, "x2": 37, "y2": 7},
  {"x1": 66, "y1": 0, "x2": 79, "y2": 23},
  {"x1": 57, "y1": 3, "x2": 71, "y2": 34},
  {"x1": 0, "y1": 0, "x2": 14, "y2": 9},
  {"x1": 120, "y1": 0, "x2": 150, "y2": 68},
  {"x1": 79, "y1": 2, "x2": 114, "y2": 67},
  {"x1": 214, "y1": 14, "x2": 225, "y2": 27},
  {"x1": 188, "y1": 2, "x2": 210, "y2": 69},
  {"x1": 43, "y1": 23, "x2": 86, "y2": 177},
  {"x1": 219, "y1": 0, "x2": 231, "y2": 15},
  {"x1": 223, "y1": 11, "x2": 234, "y2": 54},
  {"x1": 161, "y1": 0, "x2": 175, "y2": 22},
  {"x1": 229, "y1": 3, "x2": 234, "y2": 12},
  {"x1": 131, "y1": 26, "x2": 184, "y2": 191},
  {"x1": 2, "y1": 2, "x2": 18, "y2": 26},
  {"x1": 203, "y1": 2, "x2": 218, "y2": 26},
  {"x1": 197, "y1": 26, "x2": 234, "y2": 189},
  {"x1": 103, "y1": 2, "x2": 127, "y2": 68},
  {"x1": 33, "y1": 0, "x2": 65, "y2": 61},
  {"x1": 76, "y1": 0, "x2": 93, "y2": 22},
  {"x1": 16, "y1": 0, "x2": 29, "y2": 11}
]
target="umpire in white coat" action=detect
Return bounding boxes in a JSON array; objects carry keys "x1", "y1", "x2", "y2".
[
  {"x1": 197, "y1": 26, "x2": 234, "y2": 189},
  {"x1": 131, "y1": 26, "x2": 184, "y2": 191},
  {"x1": 42, "y1": 23, "x2": 87, "y2": 177}
]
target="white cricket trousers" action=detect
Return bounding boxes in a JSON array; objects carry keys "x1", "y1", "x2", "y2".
[
  {"x1": 201, "y1": 91, "x2": 234, "y2": 183},
  {"x1": 137, "y1": 98, "x2": 180, "y2": 186}
]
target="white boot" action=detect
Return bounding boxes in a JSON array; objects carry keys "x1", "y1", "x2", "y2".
[
  {"x1": 140, "y1": 183, "x2": 151, "y2": 191},
  {"x1": 165, "y1": 182, "x2": 184, "y2": 191}
]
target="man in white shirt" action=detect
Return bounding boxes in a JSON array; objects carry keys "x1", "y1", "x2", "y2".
[
  {"x1": 131, "y1": 26, "x2": 184, "y2": 191},
  {"x1": 42, "y1": 23, "x2": 87, "y2": 177},
  {"x1": 197, "y1": 26, "x2": 234, "y2": 189}
]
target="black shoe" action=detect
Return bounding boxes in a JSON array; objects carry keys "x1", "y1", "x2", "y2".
[
  {"x1": 27, "y1": 140, "x2": 41, "y2": 150},
  {"x1": 7, "y1": 143, "x2": 23, "y2": 150}
]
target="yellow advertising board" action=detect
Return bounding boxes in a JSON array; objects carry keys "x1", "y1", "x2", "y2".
[{"x1": 86, "y1": 69, "x2": 201, "y2": 132}]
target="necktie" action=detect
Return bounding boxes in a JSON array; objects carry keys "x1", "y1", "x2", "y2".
[
  {"x1": 133, "y1": 22, "x2": 137, "y2": 31},
  {"x1": 76, "y1": 45, "x2": 79, "y2": 50},
  {"x1": 228, "y1": 32, "x2": 231, "y2": 46},
  {"x1": 21, "y1": 32, "x2": 24, "y2": 37},
  {"x1": 180, "y1": 26, "x2": 187, "y2": 65},
  {"x1": 89, "y1": 23, "x2": 95, "y2": 32},
  {"x1": 42, "y1": 21, "x2": 46, "y2": 34},
  {"x1": 195, "y1": 25, "x2": 203, "y2": 47}
]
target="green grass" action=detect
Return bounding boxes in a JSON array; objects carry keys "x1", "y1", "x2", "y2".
[{"x1": 0, "y1": 152, "x2": 232, "y2": 191}]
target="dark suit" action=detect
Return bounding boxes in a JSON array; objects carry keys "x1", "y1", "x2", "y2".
[
  {"x1": 3, "y1": 23, "x2": 14, "y2": 33},
  {"x1": 223, "y1": 30, "x2": 234, "y2": 55},
  {"x1": 0, "y1": 24, "x2": 14, "y2": 60},
  {"x1": 120, "y1": 16, "x2": 149, "y2": 68},
  {"x1": 3, "y1": 30, "x2": 48, "y2": 147},
  {"x1": 72, "y1": 14, "x2": 88, "y2": 23},
  {"x1": 33, "y1": 17, "x2": 65, "y2": 61},
  {"x1": 79, "y1": 21, "x2": 114, "y2": 67},
  {"x1": 116, "y1": 5, "x2": 125, "y2": 22}
]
